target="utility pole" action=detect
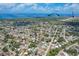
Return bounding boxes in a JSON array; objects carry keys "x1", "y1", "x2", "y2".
[{"x1": 72, "y1": 8, "x2": 74, "y2": 18}]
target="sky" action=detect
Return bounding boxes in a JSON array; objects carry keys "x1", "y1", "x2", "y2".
[{"x1": 0, "y1": 3, "x2": 79, "y2": 18}]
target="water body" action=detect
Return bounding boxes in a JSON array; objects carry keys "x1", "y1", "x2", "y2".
[
  {"x1": 0, "y1": 13, "x2": 76, "y2": 19},
  {"x1": 64, "y1": 22, "x2": 79, "y2": 26},
  {"x1": 13, "y1": 21, "x2": 35, "y2": 26},
  {"x1": 64, "y1": 22, "x2": 79, "y2": 32},
  {"x1": 0, "y1": 13, "x2": 49, "y2": 19}
]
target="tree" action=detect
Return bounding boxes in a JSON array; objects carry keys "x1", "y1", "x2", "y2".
[
  {"x1": 47, "y1": 48, "x2": 61, "y2": 56},
  {"x1": 65, "y1": 48, "x2": 78, "y2": 56},
  {"x1": 2, "y1": 46, "x2": 8, "y2": 52},
  {"x1": 29, "y1": 41, "x2": 37, "y2": 48},
  {"x1": 57, "y1": 37, "x2": 65, "y2": 43}
]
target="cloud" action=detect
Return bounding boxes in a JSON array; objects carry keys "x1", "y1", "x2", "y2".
[
  {"x1": 0, "y1": 3, "x2": 53, "y2": 14},
  {"x1": 0, "y1": 3, "x2": 79, "y2": 15},
  {"x1": 50, "y1": 3, "x2": 79, "y2": 14},
  {"x1": 0, "y1": 3, "x2": 18, "y2": 13},
  {"x1": 62, "y1": 4, "x2": 79, "y2": 14}
]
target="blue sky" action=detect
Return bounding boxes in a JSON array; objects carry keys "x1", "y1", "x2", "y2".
[{"x1": 0, "y1": 3, "x2": 79, "y2": 15}]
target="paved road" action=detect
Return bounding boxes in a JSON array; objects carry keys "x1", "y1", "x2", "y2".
[
  {"x1": 44, "y1": 27, "x2": 58, "y2": 56},
  {"x1": 61, "y1": 17, "x2": 73, "y2": 21},
  {"x1": 57, "y1": 49, "x2": 69, "y2": 56}
]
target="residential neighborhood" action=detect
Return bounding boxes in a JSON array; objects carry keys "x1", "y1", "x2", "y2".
[{"x1": 0, "y1": 18, "x2": 79, "y2": 56}]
